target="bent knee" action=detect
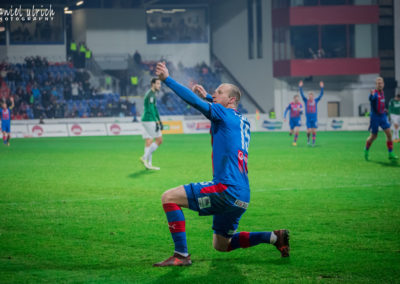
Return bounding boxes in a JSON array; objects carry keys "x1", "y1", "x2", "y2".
[
  {"x1": 213, "y1": 241, "x2": 230, "y2": 252},
  {"x1": 213, "y1": 244, "x2": 229, "y2": 252},
  {"x1": 161, "y1": 191, "x2": 172, "y2": 204}
]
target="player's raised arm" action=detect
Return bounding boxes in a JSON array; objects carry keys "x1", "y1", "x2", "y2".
[
  {"x1": 316, "y1": 81, "x2": 324, "y2": 102},
  {"x1": 192, "y1": 84, "x2": 212, "y2": 102},
  {"x1": 299, "y1": 81, "x2": 307, "y2": 102},
  {"x1": 10, "y1": 96, "x2": 14, "y2": 109},
  {"x1": 156, "y1": 62, "x2": 210, "y2": 116}
]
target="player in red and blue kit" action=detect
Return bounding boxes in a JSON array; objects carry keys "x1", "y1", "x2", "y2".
[
  {"x1": 299, "y1": 80, "x2": 324, "y2": 146},
  {"x1": 364, "y1": 77, "x2": 398, "y2": 161},
  {"x1": 284, "y1": 94, "x2": 303, "y2": 146},
  {"x1": 1, "y1": 97, "x2": 14, "y2": 146},
  {"x1": 153, "y1": 62, "x2": 289, "y2": 267}
]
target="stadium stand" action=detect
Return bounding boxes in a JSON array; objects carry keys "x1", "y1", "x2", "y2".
[{"x1": 0, "y1": 55, "x2": 247, "y2": 120}]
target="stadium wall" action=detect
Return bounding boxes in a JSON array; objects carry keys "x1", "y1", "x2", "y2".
[
  {"x1": 10, "y1": 115, "x2": 369, "y2": 138},
  {"x1": 6, "y1": 44, "x2": 67, "y2": 63},
  {"x1": 273, "y1": 78, "x2": 372, "y2": 119},
  {"x1": 0, "y1": 46, "x2": 6, "y2": 61},
  {"x1": 210, "y1": 0, "x2": 274, "y2": 113},
  {"x1": 72, "y1": 9, "x2": 210, "y2": 67}
]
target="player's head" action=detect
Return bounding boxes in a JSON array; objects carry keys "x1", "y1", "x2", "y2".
[
  {"x1": 1, "y1": 101, "x2": 6, "y2": 109},
  {"x1": 396, "y1": 93, "x2": 400, "y2": 100},
  {"x1": 212, "y1": 83, "x2": 241, "y2": 108},
  {"x1": 308, "y1": 92, "x2": 314, "y2": 100},
  {"x1": 376, "y1": 77, "x2": 384, "y2": 91},
  {"x1": 151, "y1": 78, "x2": 161, "y2": 92},
  {"x1": 293, "y1": 94, "x2": 299, "y2": 103}
]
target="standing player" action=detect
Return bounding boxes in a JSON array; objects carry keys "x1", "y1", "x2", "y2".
[
  {"x1": 299, "y1": 80, "x2": 324, "y2": 146},
  {"x1": 284, "y1": 94, "x2": 303, "y2": 146},
  {"x1": 140, "y1": 78, "x2": 163, "y2": 170},
  {"x1": 1, "y1": 97, "x2": 14, "y2": 146},
  {"x1": 365, "y1": 77, "x2": 398, "y2": 161},
  {"x1": 153, "y1": 62, "x2": 289, "y2": 267},
  {"x1": 388, "y1": 93, "x2": 400, "y2": 142}
]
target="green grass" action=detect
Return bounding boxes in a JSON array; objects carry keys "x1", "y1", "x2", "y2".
[{"x1": 0, "y1": 131, "x2": 399, "y2": 283}]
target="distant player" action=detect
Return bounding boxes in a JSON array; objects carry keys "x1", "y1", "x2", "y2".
[
  {"x1": 140, "y1": 78, "x2": 163, "y2": 170},
  {"x1": 1, "y1": 97, "x2": 14, "y2": 146},
  {"x1": 365, "y1": 77, "x2": 398, "y2": 161},
  {"x1": 153, "y1": 62, "x2": 289, "y2": 267},
  {"x1": 299, "y1": 80, "x2": 324, "y2": 146},
  {"x1": 284, "y1": 95, "x2": 303, "y2": 146},
  {"x1": 388, "y1": 93, "x2": 400, "y2": 142}
]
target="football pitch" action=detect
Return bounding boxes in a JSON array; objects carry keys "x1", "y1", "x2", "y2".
[{"x1": 0, "y1": 131, "x2": 399, "y2": 283}]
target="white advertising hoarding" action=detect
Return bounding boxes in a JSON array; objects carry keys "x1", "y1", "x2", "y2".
[
  {"x1": 106, "y1": 123, "x2": 144, "y2": 136},
  {"x1": 29, "y1": 124, "x2": 69, "y2": 137},
  {"x1": 67, "y1": 123, "x2": 107, "y2": 136}
]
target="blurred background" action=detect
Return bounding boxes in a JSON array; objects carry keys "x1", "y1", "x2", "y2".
[{"x1": 0, "y1": 0, "x2": 398, "y2": 121}]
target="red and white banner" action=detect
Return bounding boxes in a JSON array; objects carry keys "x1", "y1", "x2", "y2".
[
  {"x1": 106, "y1": 123, "x2": 144, "y2": 136},
  {"x1": 11, "y1": 116, "x2": 371, "y2": 139},
  {"x1": 29, "y1": 124, "x2": 69, "y2": 137},
  {"x1": 11, "y1": 124, "x2": 29, "y2": 138},
  {"x1": 67, "y1": 123, "x2": 107, "y2": 136},
  {"x1": 183, "y1": 120, "x2": 211, "y2": 134}
]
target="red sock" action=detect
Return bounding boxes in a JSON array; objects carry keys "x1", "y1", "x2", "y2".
[
  {"x1": 387, "y1": 141, "x2": 393, "y2": 152},
  {"x1": 365, "y1": 140, "x2": 372, "y2": 150}
]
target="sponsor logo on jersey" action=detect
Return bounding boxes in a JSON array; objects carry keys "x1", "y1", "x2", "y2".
[
  {"x1": 198, "y1": 196, "x2": 211, "y2": 210},
  {"x1": 234, "y1": 199, "x2": 248, "y2": 210}
]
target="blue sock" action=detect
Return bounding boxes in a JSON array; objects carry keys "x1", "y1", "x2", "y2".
[
  {"x1": 228, "y1": 231, "x2": 272, "y2": 251},
  {"x1": 163, "y1": 203, "x2": 188, "y2": 256}
]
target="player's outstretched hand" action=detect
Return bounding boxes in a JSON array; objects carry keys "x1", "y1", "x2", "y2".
[
  {"x1": 156, "y1": 62, "x2": 169, "y2": 81},
  {"x1": 192, "y1": 84, "x2": 207, "y2": 99},
  {"x1": 319, "y1": 81, "x2": 324, "y2": 88},
  {"x1": 299, "y1": 80, "x2": 303, "y2": 87}
]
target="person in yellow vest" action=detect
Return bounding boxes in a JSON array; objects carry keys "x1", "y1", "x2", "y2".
[{"x1": 70, "y1": 42, "x2": 77, "y2": 52}]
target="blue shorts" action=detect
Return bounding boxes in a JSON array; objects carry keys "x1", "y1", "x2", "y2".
[
  {"x1": 184, "y1": 181, "x2": 250, "y2": 238},
  {"x1": 369, "y1": 114, "x2": 390, "y2": 134},
  {"x1": 289, "y1": 117, "x2": 301, "y2": 130},
  {"x1": 306, "y1": 117, "x2": 317, "y2": 129},
  {"x1": 1, "y1": 121, "x2": 10, "y2": 133}
]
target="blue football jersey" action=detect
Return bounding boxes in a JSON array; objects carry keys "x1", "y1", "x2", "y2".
[
  {"x1": 207, "y1": 103, "x2": 250, "y2": 189},
  {"x1": 163, "y1": 76, "x2": 251, "y2": 189},
  {"x1": 0, "y1": 108, "x2": 11, "y2": 122}
]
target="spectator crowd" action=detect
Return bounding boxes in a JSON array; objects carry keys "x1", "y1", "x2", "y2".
[{"x1": 0, "y1": 54, "x2": 247, "y2": 120}]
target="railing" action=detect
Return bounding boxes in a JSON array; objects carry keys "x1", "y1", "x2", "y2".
[{"x1": 211, "y1": 52, "x2": 266, "y2": 113}]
